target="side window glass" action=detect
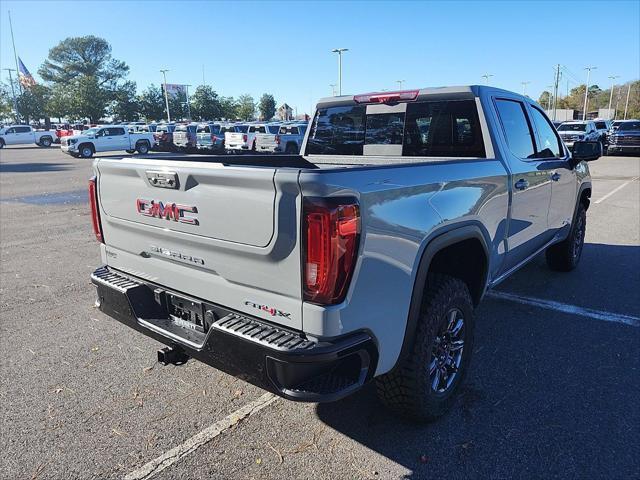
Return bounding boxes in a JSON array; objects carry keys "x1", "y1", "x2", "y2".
[
  {"x1": 529, "y1": 106, "x2": 562, "y2": 158},
  {"x1": 17, "y1": 126, "x2": 30, "y2": 133},
  {"x1": 6, "y1": 128, "x2": 15, "y2": 134},
  {"x1": 494, "y1": 99, "x2": 536, "y2": 159}
]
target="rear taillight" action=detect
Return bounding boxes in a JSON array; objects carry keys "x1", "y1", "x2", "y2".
[
  {"x1": 275, "y1": 135, "x2": 281, "y2": 145},
  {"x1": 89, "y1": 176, "x2": 104, "y2": 243},
  {"x1": 211, "y1": 134, "x2": 217, "y2": 142},
  {"x1": 303, "y1": 198, "x2": 360, "y2": 305},
  {"x1": 242, "y1": 134, "x2": 248, "y2": 143}
]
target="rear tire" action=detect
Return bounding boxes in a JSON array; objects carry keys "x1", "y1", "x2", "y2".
[
  {"x1": 546, "y1": 202, "x2": 587, "y2": 271},
  {"x1": 376, "y1": 274, "x2": 475, "y2": 422},
  {"x1": 285, "y1": 143, "x2": 298, "y2": 154},
  {"x1": 136, "y1": 142, "x2": 150, "y2": 155}
]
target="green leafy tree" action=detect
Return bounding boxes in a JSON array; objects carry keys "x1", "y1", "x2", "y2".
[
  {"x1": 46, "y1": 84, "x2": 72, "y2": 122},
  {"x1": 17, "y1": 84, "x2": 51, "y2": 123},
  {"x1": 66, "y1": 76, "x2": 110, "y2": 123},
  {"x1": 138, "y1": 84, "x2": 165, "y2": 121},
  {"x1": 0, "y1": 82, "x2": 16, "y2": 121},
  {"x1": 258, "y1": 93, "x2": 276, "y2": 121},
  {"x1": 191, "y1": 85, "x2": 221, "y2": 121},
  {"x1": 220, "y1": 96, "x2": 238, "y2": 120},
  {"x1": 538, "y1": 91, "x2": 552, "y2": 109},
  {"x1": 39, "y1": 36, "x2": 129, "y2": 88},
  {"x1": 109, "y1": 81, "x2": 139, "y2": 122},
  {"x1": 236, "y1": 94, "x2": 255, "y2": 121}
]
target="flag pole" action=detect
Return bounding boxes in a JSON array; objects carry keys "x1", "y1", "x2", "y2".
[{"x1": 8, "y1": 10, "x2": 23, "y2": 96}]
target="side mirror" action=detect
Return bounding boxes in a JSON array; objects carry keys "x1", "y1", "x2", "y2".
[{"x1": 572, "y1": 140, "x2": 601, "y2": 163}]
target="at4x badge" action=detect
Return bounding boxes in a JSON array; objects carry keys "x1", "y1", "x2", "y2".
[{"x1": 244, "y1": 301, "x2": 291, "y2": 319}]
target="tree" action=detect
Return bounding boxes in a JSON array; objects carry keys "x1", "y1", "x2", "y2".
[
  {"x1": 258, "y1": 93, "x2": 276, "y2": 121},
  {"x1": 17, "y1": 84, "x2": 51, "y2": 123},
  {"x1": 166, "y1": 88, "x2": 186, "y2": 121},
  {"x1": 109, "y1": 81, "x2": 139, "y2": 122},
  {"x1": 237, "y1": 94, "x2": 256, "y2": 121},
  {"x1": 0, "y1": 82, "x2": 16, "y2": 121},
  {"x1": 138, "y1": 84, "x2": 165, "y2": 121},
  {"x1": 538, "y1": 91, "x2": 551, "y2": 109},
  {"x1": 66, "y1": 76, "x2": 110, "y2": 123},
  {"x1": 220, "y1": 96, "x2": 238, "y2": 120},
  {"x1": 46, "y1": 84, "x2": 72, "y2": 122},
  {"x1": 191, "y1": 85, "x2": 221, "y2": 121},
  {"x1": 39, "y1": 36, "x2": 129, "y2": 88}
]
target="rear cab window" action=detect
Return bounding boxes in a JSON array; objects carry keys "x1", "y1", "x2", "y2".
[
  {"x1": 197, "y1": 125, "x2": 211, "y2": 134},
  {"x1": 305, "y1": 99, "x2": 485, "y2": 158}
]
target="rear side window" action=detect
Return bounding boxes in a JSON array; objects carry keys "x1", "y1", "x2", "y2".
[
  {"x1": 494, "y1": 99, "x2": 535, "y2": 159},
  {"x1": 403, "y1": 101, "x2": 484, "y2": 157},
  {"x1": 16, "y1": 126, "x2": 31, "y2": 133},
  {"x1": 306, "y1": 105, "x2": 366, "y2": 155},
  {"x1": 529, "y1": 106, "x2": 562, "y2": 158}
]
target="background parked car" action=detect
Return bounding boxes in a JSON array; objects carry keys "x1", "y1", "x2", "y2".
[
  {"x1": 256, "y1": 122, "x2": 307, "y2": 153},
  {"x1": 557, "y1": 121, "x2": 600, "y2": 150},
  {"x1": 173, "y1": 123, "x2": 199, "y2": 152},
  {"x1": 153, "y1": 123, "x2": 176, "y2": 151},
  {"x1": 607, "y1": 120, "x2": 640, "y2": 155},
  {"x1": 0, "y1": 125, "x2": 56, "y2": 148},
  {"x1": 594, "y1": 119, "x2": 612, "y2": 151},
  {"x1": 196, "y1": 122, "x2": 238, "y2": 153}
]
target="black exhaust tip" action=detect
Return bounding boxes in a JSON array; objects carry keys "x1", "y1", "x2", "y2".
[{"x1": 157, "y1": 346, "x2": 190, "y2": 366}]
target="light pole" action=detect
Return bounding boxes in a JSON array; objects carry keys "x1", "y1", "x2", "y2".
[
  {"x1": 582, "y1": 66, "x2": 597, "y2": 120},
  {"x1": 331, "y1": 48, "x2": 348, "y2": 96},
  {"x1": 481, "y1": 73, "x2": 494, "y2": 85},
  {"x1": 624, "y1": 83, "x2": 632, "y2": 119},
  {"x1": 3, "y1": 68, "x2": 19, "y2": 123},
  {"x1": 160, "y1": 69, "x2": 171, "y2": 122},
  {"x1": 521, "y1": 81, "x2": 530, "y2": 96},
  {"x1": 396, "y1": 80, "x2": 405, "y2": 90},
  {"x1": 329, "y1": 84, "x2": 337, "y2": 96},
  {"x1": 607, "y1": 75, "x2": 620, "y2": 119},
  {"x1": 184, "y1": 84, "x2": 192, "y2": 120}
]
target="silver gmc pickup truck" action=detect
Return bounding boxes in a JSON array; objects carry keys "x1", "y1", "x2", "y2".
[{"x1": 89, "y1": 86, "x2": 600, "y2": 420}]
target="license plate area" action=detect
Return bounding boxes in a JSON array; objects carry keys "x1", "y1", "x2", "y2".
[{"x1": 166, "y1": 292, "x2": 207, "y2": 333}]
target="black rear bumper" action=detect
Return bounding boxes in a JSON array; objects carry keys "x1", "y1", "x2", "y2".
[{"x1": 91, "y1": 266, "x2": 377, "y2": 402}]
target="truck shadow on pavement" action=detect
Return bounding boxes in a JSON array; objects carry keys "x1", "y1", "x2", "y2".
[
  {"x1": 0, "y1": 162, "x2": 70, "y2": 173},
  {"x1": 316, "y1": 243, "x2": 639, "y2": 479}
]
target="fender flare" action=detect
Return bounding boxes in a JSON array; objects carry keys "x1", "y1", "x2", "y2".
[{"x1": 388, "y1": 222, "x2": 491, "y2": 375}]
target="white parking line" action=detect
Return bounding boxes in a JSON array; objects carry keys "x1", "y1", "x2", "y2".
[
  {"x1": 594, "y1": 176, "x2": 639, "y2": 204},
  {"x1": 125, "y1": 393, "x2": 279, "y2": 480},
  {"x1": 487, "y1": 290, "x2": 639, "y2": 327}
]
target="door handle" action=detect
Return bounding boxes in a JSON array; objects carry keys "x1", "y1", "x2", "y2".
[
  {"x1": 551, "y1": 172, "x2": 561, "y2": 181},
  {"x1": 515, "y1": 179, "x2": 529, "y2": 190}
]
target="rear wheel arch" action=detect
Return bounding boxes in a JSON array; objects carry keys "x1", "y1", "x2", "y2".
[{"x1": 388, "y1": 224, "x2": 490, "y2": 375}]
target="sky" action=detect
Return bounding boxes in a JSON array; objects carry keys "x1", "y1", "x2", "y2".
[{"x1": 1, "y1": 0, "x2": 639, "y2": 115}]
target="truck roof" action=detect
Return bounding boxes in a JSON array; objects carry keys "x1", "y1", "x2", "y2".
[{"x1": 316, "y1": 85, "x2": 532, "y2": 107}]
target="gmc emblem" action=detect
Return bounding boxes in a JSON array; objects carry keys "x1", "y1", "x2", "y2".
[{"x1": 136, "y1": 199, "x2": 199, "y2": 225}]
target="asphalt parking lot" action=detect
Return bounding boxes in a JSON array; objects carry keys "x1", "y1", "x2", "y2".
[{"x1": 0, "y1": 145, "x2": 638, "y2": 480}]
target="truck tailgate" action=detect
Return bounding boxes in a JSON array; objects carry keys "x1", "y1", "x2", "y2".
[{"x1": 95, "y1": 157, "x2": 304, "y2": 328}]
